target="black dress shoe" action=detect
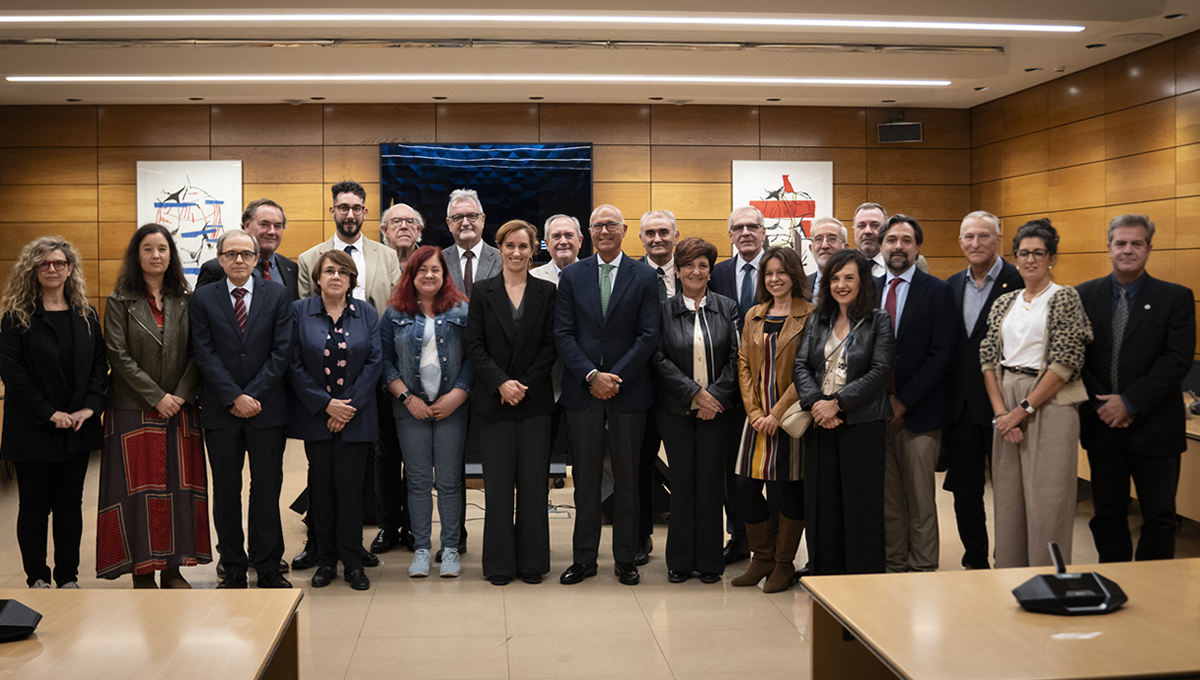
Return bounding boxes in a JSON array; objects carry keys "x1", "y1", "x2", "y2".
[
  {"x1": 723, "y1": 539, "x2": 751, "y2": 565},
  {"x1": 291, "y1": 544, "x2": 318, "y2": 570},
  {"x1": 667, "y1": 569, "x2": 690, "y2": 583},
  {"x1": 699, "y1": 572, "x2": 722, "y2": 584},
  {"x1": 311, "y1": 565, "x2": 336, "y2": 588},
  {"x1": 634, "y1": 536, "x2": 652, "y2": 566},
  {"x1": 400, "y1": 528, "x2": 416, "y2": 552},
  {"x1": 216, "y1": 562, "x2": 226, "y2": 579},
  {"x1": 519, "y1": 572, "x2": 542, "y2": 584},
  {"x1": 488, "y1": 574, "x2": 512, "y2": 586},
  {"x1": 279, "y1": 558, "x2": 290, "y2": 574},
  {"x1": 559, "y1": 563, "x2": 598, "y2": 585},
  {"x1": 256, "y1": 571, "x2": 293, "y2": 589},
  {"x1": 371, "y1": 528, "x2": 401, "y2": 554},
  {"x1": 344, "y1": 568, "x2": 370, "y2": 591},
  {"x1": 360, "y1": 551, "x2": 380, "y2": 568},
  {"x1": 216, "y1": 573, "x2": 248, "y2": 589},
  {"x1": 614, "y1": 562, "x2": 640, "y2": 586}
]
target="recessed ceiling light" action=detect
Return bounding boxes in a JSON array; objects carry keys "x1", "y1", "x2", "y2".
[
  {"x1": 1166, "y1": 13, "x2": 1188, "y2": 20},
  {"x1": 310, "y1": 96, "x2": 325, "y2": 100},
  {"x1": 66, "y1": 98, "x2": 81, "y2": 102},
  {"x1": 881, "y1": 99, "x2": 896, "y2": 103},
  {"x1": 529, "y1": 96, "x2": 544, "y2": 100},
  {"x1": 649, "y1": 97, "x2": 664, "y2": 101},
  {"x1": 7, "y1": 74, "x2": 953, "y2": 87},
  {"x1": 974, "y1": 86, "x2": 989, "y2": 91},
  {"x1": 432, "y1": 96, "x2": 448, "y2": 100},
  {"x1": 766, "y1": 98, "x2": 781, "y2": 101},
  {"x1": 189, "y1": 96, "x2": 204, "y2": 100},
  {"x1": 1024, "y1": 67, "x2": 1043, "y2": 72},
  {"x1": 1086, "y1": 43, "x2": 1106, "y2": 49}
]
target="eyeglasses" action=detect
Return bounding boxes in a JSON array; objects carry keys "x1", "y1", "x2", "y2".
[
  {"x1": 388, "y1": 217, "x2": 420, "y2": 228},
  {"x1": 448, "y1": 212, "x2": 481, "y2": 223},
  {"x1": 1015, "y1": 249, "x2": 1050, "y2": 261},
  {"x1": 220, "y1": 250, "x2": 258, "y2": 262},
  {"x1": 731, "y1": 223, "x2": 764, "y2": 233},
  {"x1": 320, "y1": 266, "x2": 351, "y2": 277},
  {"x1": 811, "y1": 234, "x2": 844, "y2": 245},
  {"x1": 589, "y1": 221, "x2": 623, "y2": 233},
  {"x1": 38, "y1": 260, "x2": 69, "y2": 272},
  {"x1": 334, "y1": 204, "x2": 366, "y2": 216}
]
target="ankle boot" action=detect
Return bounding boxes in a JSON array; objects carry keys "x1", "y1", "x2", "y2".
[
  {"x1": 160, "y1": 566, "x2": 191, "y2": 589},
  {"x1": 132, "y1": 573, "x2": 157, "y2": 589},
  {"x1": 731, "y1": 521, "x2": 776, "y2": 587},
  {"x1": 763, "y1": 517, "x2": 805, "y2": 593}
]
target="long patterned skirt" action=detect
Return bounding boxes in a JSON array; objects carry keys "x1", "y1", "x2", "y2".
[
  {"x1": 96, "y1": 406, "x2": 212, "y2": 578},
  {"x1": 734, "y1": 333, "x2": 802, "y2": 481}
]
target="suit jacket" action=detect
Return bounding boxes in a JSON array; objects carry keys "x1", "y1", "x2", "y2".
[
  {"x1": 104, "y1": 288, "x2": 199, "y2": 412},
  {"x1": 711, "y1": 252, "x2": 760, "y2": 329},
  {"x1": 638, "y1": 255, "x2": 682, "y2": 300},
  {"x1": 297, "y1": 238, "x2": 402, "y2": 314},
  {"x1": 285, "y1": 295, "x2": 381, "y2": 443},
  {"x1": 446, "y1": 242, "x2": 501, "y2": 292},
  {"x1": 189, "y1": 275, "x2": 294, "y2": 430},
  {"x1": 874, "y1": 268, "x2": 956, "y2": 433},
  {"x1": 945, "y1": 259, "x2": 1024, "y2": 426},
  {"x1": 197, "y1": 254, "x2": 299, "y2": 302},
  {"x1": 806, "y1": 272, "x2": 817, "y2": 303},
  {"x1": 529, "y1": 261, "x2": 563, "y2": 285},
  {"x1": 466, "y1": 273, "x2": 558, "y2": 420},
  {"x1": 1077, "y1": 273, "x2": 1196, "y2": 457},
  {"x1": 0, "y1": 302, "x2": 107, "y2": 462},
  {"x1": 553, "y1": 254, "x2": 661, "y2": 413}
]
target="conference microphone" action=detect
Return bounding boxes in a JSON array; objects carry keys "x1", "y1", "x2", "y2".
[{"x1": 1011, "y1": 542, "x2": 1128, "y2": 616}]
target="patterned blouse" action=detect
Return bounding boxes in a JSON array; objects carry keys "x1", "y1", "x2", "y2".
[{"x1": 322, "y1": 303, "x2": 352, "y2": 399}]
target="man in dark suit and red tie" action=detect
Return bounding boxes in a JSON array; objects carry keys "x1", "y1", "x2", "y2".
[
  {"x1": 197, "y1": 198, "x2": 299, "y2": 300},
  {"x1": 1077, "y1": 213, "x2": 1195, "y2": 562}
]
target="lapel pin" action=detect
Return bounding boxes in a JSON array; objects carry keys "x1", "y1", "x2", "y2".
[
  {"x1": 1002, "y1": 283, "x2": 1008, "y2": 288},
  {"x1": 1144, "y1": 304, "x2": 1151, "y2": 310}
]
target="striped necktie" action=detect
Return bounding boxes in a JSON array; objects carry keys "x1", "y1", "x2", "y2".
[
  {"x1": 232, "y1": 287, "x2": 248, "y2": 332},
  {"x1": 600, "y1": 263, "x2": 614, "y2": 316}
]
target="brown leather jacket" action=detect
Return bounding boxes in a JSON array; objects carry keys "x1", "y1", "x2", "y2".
[
  {"x1": 737, "y1": 298, "x2": 815, "y2": 423},
  {"x1": 105, "y1": 288, "x2": 199, "y2": 412}
]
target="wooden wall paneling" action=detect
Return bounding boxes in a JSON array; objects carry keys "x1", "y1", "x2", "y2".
[
  {"x1": 915, "y1": 220, "x2": 964, "y2": 258},
  {"x1": 274, "y1": 221, "x2": 326, "y2": 260},
  {"x1": 971, "y1": 141, "x2": 1003, "y2": 184},
  {"x1": 0, "y1": 185, "x2": 97, "y2": 223},
  {"x1": 210, "y1": 104, "x2": 323, "y2": 146},
  {"x1": 1171, "y1": 248, "x2": 1200, "y2": 298},
  {"x1": 0, "y1": 223, "x2": 99, "y2": 260},
  {"x1": 650, "y1": 146, "x2": 758, "y2": 183},
  {"x1": 1103, "y1": 198, "x2": 1177, "y2": 249},
  {"x1": 833, "y1": 185, "x2": 867, "y2": 222},
  {"x1": 759, "y1": 106, "x2": 865, "y2": 147},
  {"x1": 539, "y1": 104, "x2": 651, "y2": 144},
  {"x1": 1047, "y1": 66, "x2": 1106, "y2": 127},
  {"x1": 1106, "y1": 99, "x2": 1177, "y2": 159},
  {"x1": 435, "y1": 104, "x2": 539, "y2": 143},
  {"x1": 1053, "y1": 252, "x2": 1113, "y2": 286},
  {"x1": 865, "y1": 148, "x2": 971, "y2": 186},
  {"x1": 1000, "y1": 131, "x2": 1049, "y2": 178},
  {"x1": 675, "y1": 220, "x2": 733, "y2": 257},
  {"x1": 759, "y1": 147, "x2": 867, "y2": 184},
  {"x1": 865, "y1": 185, "x2": 971, "y2": 221},
  {"x1": 865, "y1": 108, "x2": 971, "y2": 149},
  {"x1": 650, "y1": 105, "x2": 759, "y2": 146},
  {"x1": 96, "y1": 259, "x2": 121, "y2": 299},
  {"x1": 593, "y1": 145, "x2": 650, "y2": 183},
  {"x1": 210, "y1": 146, "x2": 323, "y2": 184},
  {"x1": 1177, "y1": 196, "x2": 1200, "y2": 249},
  {"x1": 1178, "y1": 31, "x2": 1200, "y2": 95},
  {"x1": 651, "y1": 183, "x2": 732, "y2": 219},
  {"x1": 81, "y1": 260, "x2": 102, "y2": 301},
  {"x1": 1003, "y1": 85, "x2": 1050, "y2": 141},
  {"x1": 592, "y1": 183, "x2": 651, "y2": 218},
  {"x1": 1047, "y1": 117, "x2": 1105, "y2": 169},
  {"x1": 1048, "y1": 163, "x2": 1106, "y2": 212},
  {"x1": 1106, "y1": 42, "x2": 1177, "y2": 113},
  {"x1": 1145, "y1": 247, "x2": 1177, "y2": 282},
  {"x1": 1178, "y1": 90, "x2": 1200, "y2": 146},
  {"x1": 323, "y1": 146, "x2": 380, "y2": 184},
  {"x1": 1176, "y1": 142, "x2": 1200, "y2": 198},
  {"x1": 244, "y1": 183, "x2": 326, "y2": 223},
  {"x1": 97, "y1": 147, "x2": 210, "y2": 184},
  {"x1": 923, "y1": 257, "x2": 962, "y2": 280},
  {"x1": 0, "y1": 148, "x2": 96, "y2": 186},
  {"x1": 973, "y1": 181, "x2": 1003, "y2": 216},
  {"x1": 98, "y1": 223, "x2": 135, "y2": 260},
  {"x1": 1043, "y1": 207, "x2": 1107, "y2": 254},
  {"x1": 0, "y1": 106, "x2": 97, "y2": 147},
  {"x1": 97, "y1": 185, "x2": 136, "y2": 224},
  {"x1": 97, "y1": 105, "x2": 210, "y2": 146},
  {"x1": 971, "y1": 98, "x2": 1006, "y2": 148},
  {"x1": 321, "y1": 104, "x2": 436, "y2": 145},
  {"x1": 1000, "y1": 173, "x2": 1049, "y2": 216},
  {"x1": 1106, "y1": 148, "x2": 1177, "y2": 204}
]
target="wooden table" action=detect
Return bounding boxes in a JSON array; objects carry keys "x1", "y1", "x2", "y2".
[
  {"x1": 0, "y1": 589, "x2": 302, "y2": 680},
  {"x1": 802, "y1": 558, "x2": 1200, "y2": 680}
]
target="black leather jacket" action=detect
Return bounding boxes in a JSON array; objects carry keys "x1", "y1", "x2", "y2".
[
  {"x1": 793, "y1": 308, "x2": 896, "y2": 425},
  {"x1": 651, "y1": 291, "x2": 741, "y2": 416}
]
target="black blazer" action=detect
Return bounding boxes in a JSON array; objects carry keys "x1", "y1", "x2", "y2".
[
  {"x1": 0, "y1": 302, "x2": 107, "y2": 462},
  {"x1": 189, "y1": 275, "x2": 294, "y2": 430},
  {"x1": 651, "y1": 291, "x2": 741, "y2": 416},
  {"x1": 1076, "y1": 273, "x2": 1196, "y2": 457},
  {"x1": 710, "y1": 252, "x2": 758, "y2": 329},
  {"x1": 874, "y1": 268, "x2": 957, "y2": 434},
  {"x1": 466, "y1": 273, "x2": 558, "y2": 420},
  {"x1": 794, "y1": 308, "x2": 896, "y2": 425},
  {"x1": 197, "y1": 254, "x2": 300, "y2": 303},
  {"x1": 945, "y1": 260, "x2": 1024, "y2": 426}
]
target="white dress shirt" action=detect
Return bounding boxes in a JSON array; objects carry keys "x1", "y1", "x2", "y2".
[
  {"x1": 733, "y1": 249, "x2": 764, "y2": 304},
  {"x1": 333, "y1": 234, "x2": 368, "y2": 301},
  {"x1": 598, "y1": 250, "x2": 624, "y2": 289},
  {"x1": 870, "y1": 252, "x2": 887, "y2": 278},
  {"x1": 452, "y1": 241, "x2": 486, "y2": 283},
  {"x1": 882, "y1": 264, "x2": 916, "y2": 333},
  {"x1": 226, "y1": 274, "x2": 255, "y2": 315},
  {"x1": 650, "y1": 256, "x2": 676, "y2": 298}
]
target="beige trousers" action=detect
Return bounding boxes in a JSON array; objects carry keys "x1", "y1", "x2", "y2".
[
  {"x1": 883, "y1": 421, "x2": 942, "y2": 572},
  {"x1": 992, "y1": 373, "x2": 1080, "y2": 568}
]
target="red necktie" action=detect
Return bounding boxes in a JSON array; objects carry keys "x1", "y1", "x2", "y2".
[
  {"x1": 260, "y1": 258, "x2": 272, "y2": 281},
  {"x1": 232, "y1": 287, "x2": 248, "y2": 332},
  {"x1": 885, "y1": 278, "x2": 901, "y2": 330}
]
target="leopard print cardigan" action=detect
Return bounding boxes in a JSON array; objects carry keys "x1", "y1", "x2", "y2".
[{"x1": 979, "y1": 285, "x2": 1094, "y2": 406}]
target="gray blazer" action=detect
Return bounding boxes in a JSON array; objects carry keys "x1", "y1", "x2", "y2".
[{"x1": 446, "y1": 242, "x2": 500, "y2": 292}]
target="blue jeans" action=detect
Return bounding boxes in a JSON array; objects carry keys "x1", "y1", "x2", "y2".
[{"x1": 395, "y1": 405, "x2": 467, "y2": 551}]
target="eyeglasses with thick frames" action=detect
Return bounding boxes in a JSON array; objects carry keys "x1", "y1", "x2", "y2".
[
  {"x1": 220, "y1": 250, "x2": 258, "y2": 262},
  {"x1": 448, "y1": 212, "x2": 482, "y2": 223},
  {"x1": 730, "y1": 223, "x2": 764, "y2": 233},
  {"x1": 1014, "y1": 249, "x2": 1049, "y2": 261},
  {"x1": 589, "y1": 221, "x2": 623, "y2": 232},
  {"x1": 334, "y1": 204, "x2": 366, "y2": 216},
  {"x1": 38, "y1": 260, "x2": 69, "y2": 272}
]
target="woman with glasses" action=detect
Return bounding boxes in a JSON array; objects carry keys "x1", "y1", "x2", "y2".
[
  {"x1": 97, "y1": 224, "x2": 208, "y2": 588},
  {"x1": 0, "y1": 237, "x2": 107, "y2": 589},
  {"x1": 981, "y1": 219, "x2": 1092, "y2": 568}
]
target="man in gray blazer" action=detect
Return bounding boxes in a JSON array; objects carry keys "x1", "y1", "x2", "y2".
[{"x1": 444, "y1": 188, "x2": 500, "y2": 296}]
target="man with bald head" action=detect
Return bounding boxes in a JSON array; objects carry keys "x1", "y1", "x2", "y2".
[
  {"x1": 555, "y1": 204, "x2": 660, "y2": 586},
  {"x1": 380, "y1": 202, "x2": 423, "y2": 271}
]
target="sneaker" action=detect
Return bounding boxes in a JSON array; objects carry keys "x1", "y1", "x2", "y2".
[
  {"x1": 30, "y1": 579, "x2": 51, "y2": 589},
  {"x1": 409, "y1": 549, "x2": 431, "y2": 578},
  {"x1": 439, "y1": 548, "x2": 461, "y2": 578},
  {"x1": 58, "y1": 581, "x2": 81, "y2": 589}
]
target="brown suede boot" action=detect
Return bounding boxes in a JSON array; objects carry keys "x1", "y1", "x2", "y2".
[
  {"x1": 763, "y1": 517, "x2": 805, "y2": 593},
  {"x1": 132, "y1": 573, "x2": 157, "y2": 589},
  {"x1": 160, "y1": 566, "x2": 192, "y2": 589},
  {"x1": 730, "y1": 521, "x2": 776, "y2": 587}
]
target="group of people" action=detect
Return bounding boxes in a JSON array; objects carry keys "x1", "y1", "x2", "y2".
[{"x1": 0, "y1": 180, "x2": 1192, "y2": 595}]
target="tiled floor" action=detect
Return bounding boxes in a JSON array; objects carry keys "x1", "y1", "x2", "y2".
[{"x1": 1, "y1": 443, "x2": 1197, "y2": 679}]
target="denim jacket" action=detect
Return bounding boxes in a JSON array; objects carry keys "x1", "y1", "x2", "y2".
[{"x1": 380, "y1": 303, "x2": 473, "y2": 402}]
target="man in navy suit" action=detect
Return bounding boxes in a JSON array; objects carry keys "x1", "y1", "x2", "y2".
[
  {"x1": 191, "y1": 229, "x2": 294, "y2": 589},
  {"x1": 806, "y1": 216, "x2": 847, "y2": 302},
  {"x1": 876, "y1": 215, "x2": 955, "y2": 573},
  {"x1": 197, "y1": 198, "x2": 299, "y2": 301},
  {"x1": 943, "y1": 211, "x2": 1023, "y2": 569},
  {"x1": 1078, "y1": 213, "x2": 1195, "y2": 562},
  {"x1": 555, "y1": 204, "x2": 660, "y2": 586}
]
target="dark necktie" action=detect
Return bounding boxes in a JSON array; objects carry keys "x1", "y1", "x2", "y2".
[
  {"x1": 656, "y1": 266, "x2": 667, "y2": 301},
  {"x1": 885, "y1": 278, "x2": 902, "y2": 330},
  {"x1": 343, "y1": 244, "x2": 355, "y2": 255},
  {"x1": 463, "y1": 250, "x2": 475, "y2": 297},
  {"x1": 232, "y1": 287, "x2": 248, "y2": 332},
  {"x1": 1111, "y1": 286, "x2": 1128, "y2": 392},
  {"x1": 259, "y1": 258, "x2": 273, "y2": 282},
  {"x1": 740, "y1": 263, "x2": 754, "y2": 314}
]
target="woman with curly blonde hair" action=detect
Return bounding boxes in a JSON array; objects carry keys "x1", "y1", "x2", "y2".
[{"x1": 0, "y1": 237, "x2": 107, "y2": 589}]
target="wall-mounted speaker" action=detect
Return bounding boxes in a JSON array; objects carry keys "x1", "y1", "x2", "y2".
[
  {"x1": 0, "y1": 599, "x2": 42, "y2": 643},
  {"x1": 877, "y1": 121, "x2": 924, "y2": 143}
]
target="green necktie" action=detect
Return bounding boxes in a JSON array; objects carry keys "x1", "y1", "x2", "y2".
[
  {"x1": 600, "y1": 263, "x2": 614, "y2": 316},
  {"x1": 656, "y1": 266, "x2": 667, "y2": 301}
]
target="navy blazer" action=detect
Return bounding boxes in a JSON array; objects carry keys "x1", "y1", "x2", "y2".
[
  {"x1": 875, "y1": 268, "x2": 956, "y2": 434},
  {"x1": 197, "y1": 254, "x2": 300, "y2": 303},
  {"x1": 285, "y1": 295, "x2": 382, "y2": 443},
  {"x1": 1077, "y1": 273, "x2": 1196, "y2": 457},
  {"x1": 554, "y1": 254, "x2": 660, "y2": 413},
  {"x1": 190, "y1": 274, "x2": 294, "y2": 430},
  {"x1": 945, "y1": 260, "x2": 1024, "y2": 426},
  {"x1": 710, "y1": 253, "x2": 758, "y2": 330}
]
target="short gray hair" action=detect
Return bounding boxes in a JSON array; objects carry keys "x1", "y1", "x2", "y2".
[
  {"x1": 1107, "y1": 213, "x2": 1155, "y2": 245},
  {"x1": 854, "y1": 202, "x2": 888, "y2": 222},
  {"x1": 960, "y1": 210, "x2": 1000, "y2": 236},
  {"x1": 447, "y1": 188, "x2": 483, "y2": 215},
  {"x1": 544, "y1": 214, "x2": 582, "y2": 238},
  {"x1": 640, "y1": 210, "x2": 678, "y2": 233},
  {"x1": 217, "y1": 228, "x2": 259, "y2": 255},
  {"x1": 728, "y1": 206, "x2": 764, "y2": 229},
  {"x1": 809, "y1": 216, "x2": 847, "y2": 242},
  {"x1": 380, "y1": 204, "x2": 424, "y2": 247}
]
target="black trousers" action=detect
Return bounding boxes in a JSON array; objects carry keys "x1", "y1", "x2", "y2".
[
  {"x1": 15, "y1": 450, "x2": 90, "y2": 586},
  {"x1": 805, "y1": 420, "x2": 886, "y2": 575},
  {"x1": 565, "y1": 399, "x2": 645, "y2": 565},
  {"x1": 306, "y1": 436, "x2": 370, "y2": 572},
  {"x1": 480, "y1": 414, "x2": 552, "y2": 579},
  {"x1": 658, "y1": 410, "x2": 734, "y2": 575},
  {"x1": 1087, "y1": 431, "x2": 1182, "y2": 562},
  {"x1": 636, "y1": 409, "x2": 661, "y2": 541},
  {"x1": 736, "y1": 476, "x2": 804, "y2": 523},
  {"x1": 374, "y1": 390, "x2": 410, "y2": 533},
  {"x1": 942, "y1": 413, "x2": 992, "y2": 569},
  {"x1": 204, "y1": 423, "x2": 286, "y2": 576}
]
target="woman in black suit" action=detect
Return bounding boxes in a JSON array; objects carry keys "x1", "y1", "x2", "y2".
[
  {"x1": 466, "y1": 219, "x2": 558, "y2": 586},
  {"x1": 0, "y1": 236, "x2": 107, "y2": 589}
]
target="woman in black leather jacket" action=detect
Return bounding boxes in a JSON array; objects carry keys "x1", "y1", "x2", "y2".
[
  {"x1": 793, "y1": 249, "x2": 895, "y2": 575},
  {"x1": 651, "y1": 237, "x2": 742, "y2": 584}
]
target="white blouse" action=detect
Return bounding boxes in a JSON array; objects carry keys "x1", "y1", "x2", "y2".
[
  {"x1": 1000, "y1": 281, "x2": 1061, "y2": 370},
  {"x1": 684, "y1": 296, "x2": 709, "y2": 410}
]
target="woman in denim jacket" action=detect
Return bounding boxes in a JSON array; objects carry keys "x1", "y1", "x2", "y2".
[{"x1": 381, "y1": 246, "x2": 473, "y2": 578}]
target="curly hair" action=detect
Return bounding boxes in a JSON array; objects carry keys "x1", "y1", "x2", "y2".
[
  {"x1": 115, "y1": 224, "x2": 190, "y2": 298},
  {"x1": 0, "y1": 236, "x2": 90, "y2": 330}
]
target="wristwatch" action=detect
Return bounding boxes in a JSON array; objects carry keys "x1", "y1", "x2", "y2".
[
  {"x1": 586, "y1": 369, "x2": 600, "y2": 386},
  {"x1": 1019, "y1": 398, "x2": 1036, "y2": 414},
  {"x1": 400, "y1": 390, "x2": 412, "y2": 404}
]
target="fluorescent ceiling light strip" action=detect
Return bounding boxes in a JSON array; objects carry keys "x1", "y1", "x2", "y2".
[
  {"x1": 0, "y1": 13, "x2": 1085, "y2": 33},
  {"x1": 6, "y1": 74, "x2": 951, "y2": 86}
]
